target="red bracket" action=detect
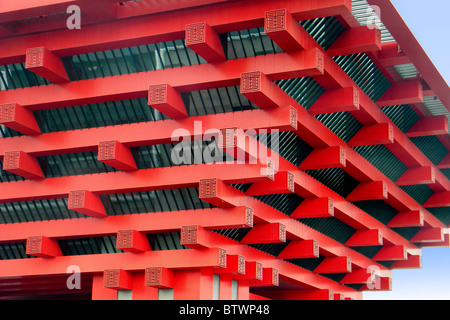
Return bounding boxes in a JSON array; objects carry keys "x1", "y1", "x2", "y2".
[
  {"x1": 298, "y1": 146, "x2": 346, "y2": 170},
  {"x1": 377, "y1": 81, "x2": 423, "y2": 107},
  {"x1": 26, "y1": 236, "x2": 62, "y2": 258},
  {"x1": 148, "y1": 84, "x2": 188, "y2": 119},
  {"x1": 327, "y1": 26, "x2": 381, "y2": 56},
  {"x1": 240, "y1": 71, "x2": 280, "y2": 109},
  {"x1": 98, "y1": 140, "x2": 137, "y2": 171},
  {"x1": 25, "y1": 47, "x2": 69, "y2": 84},
  {"x1": 387, "y1": 210, "x2": 424, "y2": 228},
  {"x1": 3, "y1": 150, "x2": 44, "y2": 180},
  {"x1": 373, "y1": 245, "x2": 407, "y2": 261},
  {"x1": 346, "y1": 181, "x2": 388, "y2": 201},
  {"x1": 68, "y1": 190, "x2": 107, "y2": 218},
  {"x1": 240, "y1": 223, "x2": 286, "y2": 244},
  {"x1": 185, "y1": 22, "x2": 226, "y2": 63},
  {"x1": 406, "y1": 115, "x2": 448, "y2": 138},
  {"x1": 103, "y1": 269, "x2": 133, "y2": 290},
  {"x1": 347, "y1": 123, "x2": 394, "y2": 147},
  {"x1": 264, "y1": 9, "x2": 308, "y2": 52},
  {"x1": 116, "y1": 229, "x2": 151, "y2": 253},
  {"x1": 396, "y1": 166, "x2": 435, "y2": 186},
  {"x1": 198, "y1": 178, "x2": 237, "y2": 207},
  {"x1": 314, "y1": 256, "x2": 352, "y2": 274},
  {"x1": 345, "y1": 229, "x2": 383, "y2": 247},
  {"x1": 0, "y1": 103, "x2": 41, "y2": 135},
  {"x1": 277, "y1": 239, "x2": 319, "y2": 259},
  {"x1": 290, "y1": 197, "x2": 334, "y2": 219},
  {"x1": 144, "y1": 267, "x2": 174, "y2": 289},
  {"x1": 309, "y1": 87, "x2": 360, "y2": 114}
]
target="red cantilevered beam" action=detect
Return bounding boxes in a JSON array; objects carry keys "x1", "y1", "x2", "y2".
[
  {"x1": 437, "y1": 154, "x2": 450, "y2": 169},
  {"x1": 387, "y1": 211, "x2": 424, "y2": 228},
  {"x1": 376, "y1": 42, "x2": 411, "y2": 67},
  {"x1": 98, "y1": 140, "x2": 137, "y2": 171},
  {"x1": 145, "y1": 267, "x2": 175, "y2": 289},
  {"x1": 290, "y1": 197, "x2": 334, "y2": 219},
  {"x1": 185, "y1": 22, "x2": 226, "y2": 63},
  {"x1": 0, "y1": 103, "x2": 41, "y2": 135},
  {"x1": 396, "y1": 166, "x2": 435, "y2": 186},
  {"x1": 345, "y1": 230, "x2": 383, "y2": 247},
  {"x1": 245, "y1": 171, "x2": 294, "y2": 196},
  {"x1": 308, "y1": 87, "x2": 360, "y2": 115},
  {"x1": 423, "y1": 191, "x2": 450, "y2": 208},
  {"x1": 0, "y1": 207, "x2": 254, "y2": 243},
  {"x1": 2, "y1": 150, "x2": 44, "y2": 180},
  {"x1": 314, "y1": 257, "x2": 352, "y2": 274},
  {"x1": 240, "y1": 71, "x2": 282, "y2": 109},
  {"x1": 347, "y1": 123, "x2": 394, "y2": 147},
  {"x1": 277, "y1": 240, "x2": 319, "y2": 259},
  {"x1": 263, "y1": 8, "x2": 308, "y2": 52},
  {"x1": 67, "y1": 190, "x2": 107, "y2": 218},
  {"x1": 103, "y1": 269, "x2": 133, "y2": 291},
  {"x1": 411, "y1": 228, "x2": 444, "y2": 244},
  {"x1": 391, "y1": 254, "x2": 422, "y2": 269},
  {"x1": 25, "y1": 236, "x2": 62, "y2": 258},
  {"x1": 406, "y1": 115, "x2": 449, "y2": 138},
  {"x1": 148, "y1": 84, "x2": 188, "y2": 119},
  {"x1": 340, "y1": 268, "x2": 376, "y2": 285},
  {"x1": 373, "y1": 245, "x2": 407, "y2": 262},
  {"x1": 116, "y1": 230, "x2": 151, "y2": 253},
  {"x1": 376, "y1": 80, "x2": 423, "y2": 107},
  {"x1": 298, "y1": 146, "x2": 346, "y2": 170},
  {"x1": 326, "y1": 26, "x2": 381, "y2": 57},
  {"x1": 25, "y1": 47, "x2": 69, "y2": 84},
  {"x1": 240, "y1": 223, "x2": 286, "y2": 244},
  {"x1": 346, "y1": 181, "x2": 388, "y2": 201}
]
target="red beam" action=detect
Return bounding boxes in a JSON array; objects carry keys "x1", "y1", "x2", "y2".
[
  {"x1": 0, "y1": 107, "x2": 295, "y2": 158},
  {"x1": 240, "y1": 223, "x2": 286, "y2": 244},
  {"x1": 116, "y1": 230, "x2": 151, "y2": 253},
  {"x1": 373, "y1": 245, "x2": 407, "y2": 261},
  {"x1": 347, "y1": 123, "x2": 394, "y2": 147},
  {"x1": 437, "y1": 154, "x2": 450, "y2": 169},
  {"x1": 144, "y1": 267, "x2": 175, "y2": 289},
  {"x1": 185, "y1": 22, "x2": 226, "y2": 63},
  {"x1": 346, "y1": 181, "x2": 388, "y2": 201},
  {"x1": 0, "y1": 207, "x2": 253, "y2": 242},
  {"x1": 395, "y1": 166, "x2": 435, "y2": 186},
  {"x1": 298, "y1": 146, "x2": 346, "y2": 170},
  {"x1": 417, "y1": 234, "x2": 450, "y2": 248},
  {"x1": 340, "y1": 268, "x2": 375, "y2": 285},
  {"x1": 214, "y1": 255, "x2": 246, "y2": 276},
  {"x1": 25, "y1": 236, "x2": 62, "y2": 258},
  {"x1": 277, "y1": 240, "x2": 319, "y2": 259},
  {"x1": 314, "y1": 257, "x2": 352, "y2": 274},
  {"x1": 0, "y1": 163, "x2": 269, "y2": 203},
  {"x1": 327, "y1": 26, "x2": 381, "y2": 57},
  {"x1": 103, "y1": 269, "x2": 133, "y2": 291},
  {"x1": 240, "y1": 71, "x2": 281, "y2": 109},
  {"x1": 423, "y1": 191, "x2": 450, "y2": 208},
  {"x1": 290, "y1": 197, "x2": 334, "y2": 219},
  {"x1": 0, "y1": 248, "x2": 227, "y2": 278},
  {"x1": 406, "y1": 115, "x2": 449, "y2": 138},
  {"x1": 411, "y1": 228, "x2": 444, "y2": 244},
  {"x1": 264, "y1": 9, "x2": 308, "y2": 52},
  {"x1": 308, "y1": 87, "x2": 360, "y2": 115},
  {"x1": 245, "y1": 171, "x2": 294, "y2": 196},
  {"x1": 376, "y1": 81, "x2": 423, "y2": 107},
  {"x1": 199, "y1": 178, "x2": 239, "y2": 208},
  {"x1": 0, "y1": 103, "x2": 41, "y2": 135},
  {"x1": 98, "y1": 140, "x2": 137, "y2": 171},
  {"x1": 148, "y1": 84, "x2": 188, "y2": 119},
  {"x1": 2, "y1": 150, "x2": 44, "y2": 180},
  {"x1": 67, "y1": 190, "x2": 107, "y2": 218},
  {"x1": 360, "y1": 276, "x2": 392, "y2": 291},
  {"x1": 0, "y1": 49, "x2": 323, "y2": 111},
  {"x1": 345, "y1": 230, "x2": 383, "y2": 247},
  {"x1": 391, "y1": 254, "x2": 422, "y2": 269},
  {"x1": 376, "y1": 42, "x2": 411, "y2": 66},
  {"x1": 387, "y1": 211, "x2": 424, "y2": 228},
  {"x1": 0, "y1": 0, "x2": 353, "y2": 64},
  {"x1": 25, "y1": 47, "x2": 69, "y2": 84}
]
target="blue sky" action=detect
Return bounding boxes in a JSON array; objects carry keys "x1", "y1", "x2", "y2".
[{"x1": 364, "y1": 0, "x2": 450, "y2": 300}]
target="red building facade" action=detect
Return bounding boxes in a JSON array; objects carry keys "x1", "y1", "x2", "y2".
[{"x1": 0, "y1": 0, "x2": 449, "y2": 300}]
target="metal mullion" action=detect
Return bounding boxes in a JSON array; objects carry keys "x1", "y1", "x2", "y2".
[
  {"x1": 8, "y1": 64, "x2": 24, "y2": 88},
  {"x1": 227, "y1": 33, "x2": 238, "y2": 60},
  {"x1": 161, "y1": 42, "x2": 175, "y2": 68},
  {"x1": 237, "y1": 30, "x2": 248, "y2": 58},
  {"x1": 170, "y1": 40, "x2": 183, "y2": 67},
  {"x1": 119, "y1": 48, "x2": 133, "y2": 74}
]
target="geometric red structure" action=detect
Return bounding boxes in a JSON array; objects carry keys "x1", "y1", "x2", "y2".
[{"x1": 0, "y1": 0, "x2": 448, "y2": 302}]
